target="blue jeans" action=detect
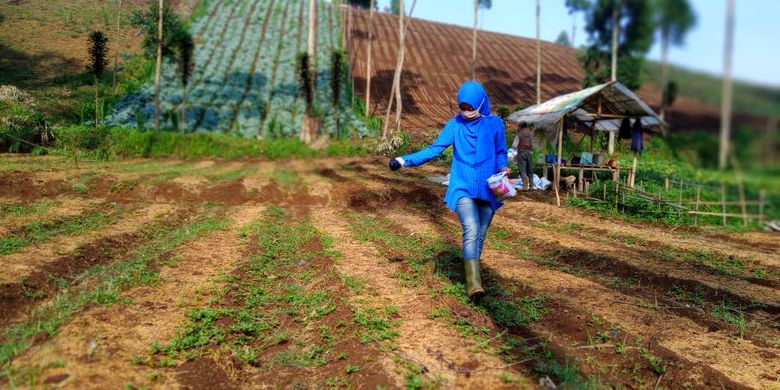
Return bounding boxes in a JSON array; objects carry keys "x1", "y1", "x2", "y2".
[{"x1": 455, "y1": 197, "x2": 495, "y2": 260}]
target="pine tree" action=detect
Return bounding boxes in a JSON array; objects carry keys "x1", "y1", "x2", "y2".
[{"x1": 87, "y1": 31, "x2": 109, "y2": 128}]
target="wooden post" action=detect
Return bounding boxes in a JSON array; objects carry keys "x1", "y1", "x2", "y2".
[
  {"x1": 759, "y1": 189, "x2": 765, "y2": 223},
  {"x1": 665, "y1": 177, "x2": 670, "y2": 191},
  {"x1": 630, "y1": 152, "x2": 637, "y2": 188},
  {"x1": 721, "y1": 183, "x2": 727, "y2": 226},
  {"x1": 603, "y1": 182, "x2": 607, "y2": 201},
  {"x1": 555, "y1": 119, "x2": 564, "y2": 207},
  {"x1": 694, "y1": 185, "x2": 701, "y2": 226},
  {"x1": 578, "y1": 167, "x2": 584, "y2": 192},
  {"x1": 730, "y1": 154, "x2": 749, "y2": 226},
  {"x1": 615, "y1": 182, "x2": 619, "y2": 208},
  {"x1": 678, "y1": 179, "x2": 683, "y2": 206}
]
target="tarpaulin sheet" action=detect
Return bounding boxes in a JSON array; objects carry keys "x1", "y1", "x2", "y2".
[{"x1": 507, "y1": 81, "x2": 666, "y2": 132}]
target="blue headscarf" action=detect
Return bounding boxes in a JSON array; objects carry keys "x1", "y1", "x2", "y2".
[
  {"x1": 454, "y1": 81, "x2": 495, "y2": 164},
  {"x1": 457, "y1": 80, "x2": 492, "y2": 118}
]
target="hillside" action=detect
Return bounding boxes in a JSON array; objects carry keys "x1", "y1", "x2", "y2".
[
  {"x1": 346, "y1": 9, "x2": 770, "y2": 134},
  {"x1": 642, "y1": 60, "x2": 780, "y2": 119},
  {"x1": 106, "y1": 0, "x2": 365, "y2": 137}
]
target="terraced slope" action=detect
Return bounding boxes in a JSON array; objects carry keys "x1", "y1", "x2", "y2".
[
  {"x1": 107, "y1": 0, "x2": 367, "y2": 137},
  {"x1": 346, "y1": 9, "x2": 766, "y2": 133},
  {"x1": 1, "y1": 154, "x2": 779, "y2": 388}
]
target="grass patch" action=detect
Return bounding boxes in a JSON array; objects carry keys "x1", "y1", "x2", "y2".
[
  {"x1": 0, "y1": 210, "x2": 227, "y2": 366},
  {"x1": 0, "y1": 200, "x2": 59, "y2": 221},
  {"x1": 153, "y1": 206, "x2": 354, "y2": 371},
  {"x1": 0, "y1": 204, "x2": 121, "y2": 255}
]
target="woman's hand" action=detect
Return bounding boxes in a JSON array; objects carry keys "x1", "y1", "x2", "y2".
[
  {"x1": 389, "y1": 157, "x2": 403, "y2": 171},
  {"x1": 501, "y1": 166, "x2": 512, "y2": 175}
]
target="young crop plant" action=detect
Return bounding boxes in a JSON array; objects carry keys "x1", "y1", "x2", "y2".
[{"x1": 87, "y1": 31, "x2": 109, "y2": 128}]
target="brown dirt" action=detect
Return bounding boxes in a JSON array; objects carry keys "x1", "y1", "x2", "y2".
[{"x1": 175, "y1": 357, "x2": 238, "y2": 390}]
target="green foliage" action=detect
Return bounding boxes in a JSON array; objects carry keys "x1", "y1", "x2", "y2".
[
  {"x1": 555, "y1": 30, "x2": 571, "y2": 47},
  {"x1": 580, "y1": 0, "x2": 656, "y2": 89},
  {"x1": 86, "y1": 31, "x2": 109, "y2": 77},
  {"x1": 129, "y1": 2, "x2": 185, "y2": 60},
  {"x1": 655, "y1": 0, "x2": 696, "y2": 46}
]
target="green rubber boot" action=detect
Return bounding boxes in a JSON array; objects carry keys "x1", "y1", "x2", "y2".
[{"x1": 463, "y1": 259, "x2": 485, "y2": 299}]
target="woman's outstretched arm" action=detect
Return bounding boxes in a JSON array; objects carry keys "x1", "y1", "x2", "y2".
[{"x1": 397, "y1": 123, "x2": 455, "y2": 168}]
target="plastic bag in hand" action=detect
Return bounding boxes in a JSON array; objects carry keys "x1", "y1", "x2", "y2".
[{"x1": 487, "y1": 172, "x2": 517, "y2": 201}]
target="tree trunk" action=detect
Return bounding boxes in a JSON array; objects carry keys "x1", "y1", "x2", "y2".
[
  {"x1": 365, "y1": 0, "x2": 374, "y2": 119},
  {"x1": 307, "y1": 0, "x2": 317, "y2": 99},
  {"x1": 112, "y1": 0, "x2": 122, "y2": 99},
  {"x1": 154, "y1": 0, "x2": 163, "y2": 131},
  {"x1": 381, "y1": 0, "x2": 416, "y2": 139},
  {"x1": 571, "y1": 14, "x2": 576, "y2": 48},
  {"x1": 607, "y1": 6, "x2": 619, "y2": 155},
  {"x1": 471, "y1": 0, "x2": 478, "y2": 80},
  {"x1": 765, "y1": 116, "x2": 777, "y2": 166},
  {"x1": 180, "y1": 84, "x2": 186, "y2": 134},
  {"x1": 95, "y1": 76, "x2": 100, "y2": 129},
  {"x1": 393, "y1": 1, "x2": 406, "y2": 131},
  {"x1": 659, "y1": 29, "x2": 669, "y2": 134},
  {"x1": 535, "y1": 0, "x2": 541, "y2": 105},
  {"x1": 719, "y1": 0, "x2": 735, "y2": 170}
]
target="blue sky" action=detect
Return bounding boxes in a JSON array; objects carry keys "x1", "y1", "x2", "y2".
[{"x1": 374, "y1": 0, "x2": 780, "y2": 87}]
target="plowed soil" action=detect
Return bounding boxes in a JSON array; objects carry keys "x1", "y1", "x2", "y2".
[{"x1": 1, "y1": 155, "x2": 778, "y2": 389}]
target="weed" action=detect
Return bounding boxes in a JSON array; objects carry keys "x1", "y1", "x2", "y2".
[
  {"x1": 345, "y1": 364, "x2": 361, "y2": 374},
  {"x1": 0, "y1": 212, "x2": 227, "y2": 364}
]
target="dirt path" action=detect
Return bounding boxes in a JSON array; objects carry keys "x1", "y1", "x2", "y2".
[
  {"x1": 309, "y1": 204, "x2": 529, "y2": 389},
  {"x1": 7, "y1": 205, "x2": 266, "y2": 389}
]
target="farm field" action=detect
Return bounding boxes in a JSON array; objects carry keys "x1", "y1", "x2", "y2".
[
  {"x1": 106, "y1": 0, "x2": 366, "y2": 138},
  {"x1": 1, "y1": 154, "x2": 779, "y2": 388}
]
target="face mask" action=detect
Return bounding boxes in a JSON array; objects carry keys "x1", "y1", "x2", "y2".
[{"x1": 460, "y1": 98, "x2": 485, "y2": 120}]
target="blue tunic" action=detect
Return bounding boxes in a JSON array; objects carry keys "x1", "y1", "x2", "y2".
[{"x1": 400, "y1": 81, "x2": 508, "y2": 212}]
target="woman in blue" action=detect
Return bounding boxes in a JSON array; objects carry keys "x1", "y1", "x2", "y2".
[{"x1": 388, "y1": 81, "x2": 510, "y2": 300}]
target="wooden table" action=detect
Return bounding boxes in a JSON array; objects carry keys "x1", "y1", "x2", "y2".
[{"x1": 542, "y1": 164, "x2": 631, "y2": 192}]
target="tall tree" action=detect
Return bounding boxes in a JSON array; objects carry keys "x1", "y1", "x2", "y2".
[
  {"x1": 555, "y1": 30, "x2": 571, "y2": 46},
  {"x1": 308, "y1": 0, "x2": 317, "y2": 89},
  {"x1": 87, "y1": 31, "x2": 109, "y2": 128},
  {"x1": 177, "y1": 31, "x2": 194, "y2": 134},
  {"x1": 579, "y1": 0, "x2": 655, "y2": 90},
  {"x1": 154, "y1": 0, "x2": 163, "y2": 131},
  {"x1": 365, "y1": 0, "x2": 375, "y2": 118},
  {"x1": 112, "y1": 0, "x2": 122, "y2": 98},
  {"x1": 535, "y1": 0, "x2": 541, "y2": 104},
  {"x1": 655, "y1": 0, "x2": 696, "y2": 127},
  {"x1": 330, "y1": 49, "x2": 346, "y2": 137},
  {"x1": 390, "y1": 0, "x2": 401, "y2": 16},
  {"x1": 719, "y1": 0, "x2": 734, "y2": 170},
  {"x1": 565, "y1": 0, "x2": 590, "y2": 48},
  {"x1": 471, "y1": 0, "x2": 492, "y2": 80},
  {"x1": 381, "y1": 0, "x2": 417, "y2": 139}
]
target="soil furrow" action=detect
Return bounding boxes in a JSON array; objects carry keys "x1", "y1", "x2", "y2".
[
  {"x1": 0, "y1": 203, "x2": 175, "y2": 284},
  {"x1": 4, "y1": 206, "x2": 261, "y2": 388}
]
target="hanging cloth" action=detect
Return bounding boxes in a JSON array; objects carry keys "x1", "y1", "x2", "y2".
[
  {"x1": 618, "y1": 117, "x2": 632, "y2": 140},
  {"x1": 631, "y1": 119, "x2": 644, "y2": 154}
]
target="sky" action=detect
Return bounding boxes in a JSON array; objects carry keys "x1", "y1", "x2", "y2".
[{"x1": 373, "y1": 0, "x2": 780, "y2": 88}]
